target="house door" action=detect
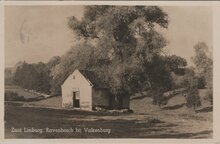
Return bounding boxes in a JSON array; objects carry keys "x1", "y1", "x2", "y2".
[{"x1": 73, "y1": 91, "x2": 80, "y2": 108}]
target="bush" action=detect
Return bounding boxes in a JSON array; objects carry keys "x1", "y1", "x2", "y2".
[
  {"x1": 5, "y1": 91, "x2": 17, "y2": 97},
  {"x1": 185, "y1": 78, "x2": 202, "y2": 110},
  {"x1": 5, "y1": 91, "x2": 25, "y2": 101},
  {"x1": 197, "y1": 76, "x2": 206, "y2": 89},
  {"x1": 151, "y1": 89, "x2": 168, "y2": 107},
  {"x1": 204, "y1": 89, "x2": 213, "y2": 105},
  {"x1": 185, "y1": 94, "x2": 201, "y2": 109},
  {"x1": 208, "y1": 90, "x2": 213, "y2": 105}
]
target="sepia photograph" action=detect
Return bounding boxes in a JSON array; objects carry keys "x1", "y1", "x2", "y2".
[{"x1": 4, "y1": 5, "x2": 213, "y2": 139}]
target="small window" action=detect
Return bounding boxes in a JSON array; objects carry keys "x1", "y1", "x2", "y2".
[{"x1": 73, "y1": 75, "x2": 75, "y2": 79}]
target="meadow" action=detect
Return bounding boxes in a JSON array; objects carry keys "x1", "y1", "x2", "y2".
[{"x1": 5, "y1": 87, "x2": 212, "y2": 138}]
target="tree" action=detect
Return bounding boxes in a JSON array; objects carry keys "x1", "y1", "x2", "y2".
[
  {"x1": 34, "y1": 62, "x2": 51, "y2": 94},
  {"x1": 192, "y1": 42, "x2": 213, "y2": 89},
  {"x1": 47, "y1": 56, "x2": 61, "y2": 70},
  {"x1": 164, "y1": 55, "x2": 187, "y2": 75},
  {"x1": 5, "y1": 68, "x2": 13, "y2": 85},
  {"x1": 185, "y1": 78, "x2": 201, "y2": 111},
  {"x1": 184, "y1": 68, "x2": 201, "y2": 111},
  {"x1": 192, "y1": 42, "x2": 213, "y2": 105},
  {"x1": 50, "y1": 43, "x2": 99, "y2": 95},
  {"x1": 13, "y1": 62, "x2": 39, "y2": 90},
  {"x1": 67, "y1": 6, "x2": 171, "y2": 108},
  {"x1": 12, "y1": 61, "x2": 52, "y2": 94}
]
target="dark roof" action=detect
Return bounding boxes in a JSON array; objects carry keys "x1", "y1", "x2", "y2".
[{"x1": 79, "y1": 70, "x2": 108, "y2": 89}]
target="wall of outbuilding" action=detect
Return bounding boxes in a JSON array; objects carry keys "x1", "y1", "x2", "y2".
[
  {"x1": 61, "y1": 70, "x2": 130, "y2": 111},
  {"x1": 61, "y1": 70, "x2": 92, "y2": 111},
  {"x1": 92, "y1": 88, "x2": 112, "y2": 109}
]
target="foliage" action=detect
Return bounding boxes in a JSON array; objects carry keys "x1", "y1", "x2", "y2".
[
  {"x1": 53, "y1": 6, "x2": 190, "y2": 108},
  {"x1": 12, "y1": 62, "x2": 51, "y2": 94},
  {"x1": 47, "y1": 56, "x2": 61, "y2": 70},
  {"x1": 192, "y1": 42, "x2": 213, "y2": 89},
  {"x1": 5, "y1": 91, "x2": 25, "y2": 101},
  {"x1": 5, "y1": 68, "x2": 13, "y2": 85},
  {"x1": 191, "y1": 42, "x2": 213, "y2": 105},
  {"x1": 170, "y1": 72, "x2": 185, "y2": 89},
  {"x1": 66, "y1": 6, "x2": 171, "y2": 108},
  {"x1": 207, "y1": 89, "x2": 213, "y2": 105},
  {"x1": 10, "y1": 6, "x2": 190, "y2": 109},
  {"x1": 185, "y1": 85, "x2": 201, "y2": 110},
  {"x1": 184, "y1": 68, "x2": 201, "y2": 110},
  {"x1": 151, "y1": 87, "x2": 168, "y2": 107},
  {"x1": 197, "y1": 76, "x2": 206, "y2": 89},
  {"x1": 50, "y1": 43, "x2": 98, "y2": 95},
  {"x1": 164, "y1": 55, "x2": 187, "y2": 75}
]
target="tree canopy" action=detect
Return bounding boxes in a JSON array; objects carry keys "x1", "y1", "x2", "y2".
[
  {"x1": 65, "y1": 6, "x2": 171, "y2": 107},
  {"x1": 12, "y1": 62, "x2": 51, "y2": 94},
  {"x1": 10, "y1": 6, "x2": 192, "y2": 108},
  {"x1": 192, "y1": 42, "x2": 213, "y2": 89}
]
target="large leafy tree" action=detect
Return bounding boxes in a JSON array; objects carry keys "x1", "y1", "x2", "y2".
[{"x1": 67, "y1": 6, "x2": 171, "y2": 108}]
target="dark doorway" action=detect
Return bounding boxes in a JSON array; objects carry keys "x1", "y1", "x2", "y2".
[
  {"x1": 118, "y1": 95, "x2": 123, "y2": 109},
  {"x1": 73, "y1": 91, "x2": 80, "y2": 108}
]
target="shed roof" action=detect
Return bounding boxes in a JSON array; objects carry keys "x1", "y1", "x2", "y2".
[{"x1": 78, "y1": 70, "x2": 108, "y2": 89}]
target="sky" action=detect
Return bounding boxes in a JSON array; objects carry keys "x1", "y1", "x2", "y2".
[{"x1": 5, "y1": 5, "x2": 212, "y2": 67}]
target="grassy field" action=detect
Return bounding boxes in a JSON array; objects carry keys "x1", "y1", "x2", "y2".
[
  {"x1": 5, "y1": 85, "x2": 43, "y2": 99},
  {"x1": 4, "y1": 88, "x2": 212, "y2": 138}
]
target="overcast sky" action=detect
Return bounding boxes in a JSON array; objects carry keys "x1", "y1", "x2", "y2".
[{"x1": 5, "y1": 5, "x2": 212, "y2": 67}]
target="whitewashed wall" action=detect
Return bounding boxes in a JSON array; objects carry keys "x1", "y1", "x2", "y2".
[{"x1": 61, "y1": 70, "x2": 92, "y2": 111}]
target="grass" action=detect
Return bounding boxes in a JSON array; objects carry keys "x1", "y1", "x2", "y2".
[
  {"x1": 26, "y1": 96, "x2": 62, "y2": 108},
  {"x1": 5, "y1": 85, "x2": 42, "y2": 99},
  {"x1": 4, "y1": 88, "x2": 213, "y2": 138},
  {"x1": 5, "y1": 102, "x2": 212, "y2": 138}
]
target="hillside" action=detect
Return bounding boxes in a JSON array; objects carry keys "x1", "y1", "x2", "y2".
[
  {"x1": 5, "y1": 89, "x2": 212, "y2": 138},
  {"x1": 130, "y1": 89, "x2": 212, "y2": 138}
]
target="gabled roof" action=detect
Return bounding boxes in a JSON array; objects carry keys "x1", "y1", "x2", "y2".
[{"x1": 78, "y1": 70, "x2": 108, "y2": 89}]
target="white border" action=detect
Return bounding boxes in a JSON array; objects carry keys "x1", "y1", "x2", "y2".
[
  {"x1": 213, "y1": 3, "x2": 220, "y2": 143},
  {"x1": 0, "y1": 1, "x2": 218, "y2": 5},
  {"x1": 1, "y1": 1, "x2": 219, "y2": 143},
  {"x1": 0, "y1": 1, "x2": 5, "y2": 141}
]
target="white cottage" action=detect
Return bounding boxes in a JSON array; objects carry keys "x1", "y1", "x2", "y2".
[{"x1": 61, "y1": 69, "x2": 130, "y2": 111}]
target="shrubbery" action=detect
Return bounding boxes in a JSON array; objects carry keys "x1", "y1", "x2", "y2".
[
  {"x1": 151, "y1": 89, "x2": 168, "y2": 107},
  {"x1": 204, "y1": 89, "x2": 213, "y2": 105},
  {"x1": 197, "y1": 76, "x2": 206, "y2": 89},
  {"x1": 5, "y1": 91, "x2": 25, "y2": 101},
  {"x1": 184, "y1": 76, "x2": 202, "y2": 111}
]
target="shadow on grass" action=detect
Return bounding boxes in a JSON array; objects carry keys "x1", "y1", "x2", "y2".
[
  {"x1": 5, "y1": 102, "x2": 212, "y2": 138},
  {"x1": 162, "y1": 103, "x2": 185, "y2": 110},
  {"x1": 196, "y1": 106, "x2": 213, "y2": 113},
  {"x1": 131, "y1": 90, "x2": 182, "y2": 101},
  {"x1": 5, "y1": 102, "x2": 130, "y2": 118},
  {"x1": 130, "y1": 94, "x2": 151, "y2": 100},
  {"x1": 164, "y1": 93, "x2": 179, "y2": 101},
  {"x1": 148, "y1": 130, "x2": 212, "y2": 138}
]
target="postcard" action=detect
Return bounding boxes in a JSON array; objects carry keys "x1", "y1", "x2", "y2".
[{"x1": 0, "y1": 1, "x2": 220, "y2": 143}]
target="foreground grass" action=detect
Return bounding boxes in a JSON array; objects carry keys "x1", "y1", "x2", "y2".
[
  {"x1": 5, "y1": 101, "x2": 212, "y2": 138},
  {"x1": 4, "y1": 86, "x2": 212, "y2": 138}
]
